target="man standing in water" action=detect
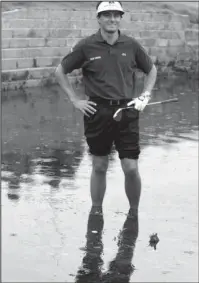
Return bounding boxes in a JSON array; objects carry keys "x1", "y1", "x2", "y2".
[{"x1": 56, "y1": 1, "x2": 157, "y2": 218}]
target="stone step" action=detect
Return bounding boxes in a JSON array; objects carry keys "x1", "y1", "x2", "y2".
[
  {"x1": 2, "y1": 47, "x2": 70, "y2": 59},
  {"x1": 1, "y1": 76, "x2": 80, "y2": 91},
  {"x1": 2, "y1": 28, "x2": 82, "y2": 39},
  {"x1": 2, "y1": 56, "x2": 63, "y2": 70},
  {"x1": 2, "y1": 8, "x2": 190, "y2": 22},
  {"x1": 2, "y1": 78, "x2": 56, "y2": 91},
  {"x1": 135, "y1": 30, "x2": 186, "y2": 40},
  {"x1": 2, "y1": 38, "x2": 80, "y2": 49},
  {"x1": 149, "y1": 45, "x2": 198, "y2": 61},
  {"x1": 2, "y1": 37, "x2": 187, "y2": 52},
  {"x1": 2, "y1": 18, "x2": 188, "y2": 30},
  {"x1": 2, "y1": 28, "x2": 188, "y2": 40},
  {"x1": 2, "y1": 67, "x2": 56, "y2": 82},
  {"x1": 2, "y1": 55, "x2": 159, "y2": 72}
]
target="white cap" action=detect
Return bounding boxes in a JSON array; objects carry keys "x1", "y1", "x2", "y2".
[{"x1": 96, "y1": 1, "x2": 124, "y2": 15}]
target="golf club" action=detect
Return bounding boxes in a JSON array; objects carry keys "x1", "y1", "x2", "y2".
[{"x1": 113, "y1": 98, "x2": 179, "y2": 122}]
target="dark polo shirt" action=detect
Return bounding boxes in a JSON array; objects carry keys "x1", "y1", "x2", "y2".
[{"x1": 61, "y1": 30, "x2": 153, "y2": 100}]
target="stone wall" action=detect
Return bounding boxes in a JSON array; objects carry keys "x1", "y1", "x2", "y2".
[{"x1": 2, "y1": 4, "x2": 199, "y2": 90}]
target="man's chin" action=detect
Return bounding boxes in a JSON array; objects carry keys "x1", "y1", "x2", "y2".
[{"x1": 106, "y1": 29, "x2": 117, "y2": 34}]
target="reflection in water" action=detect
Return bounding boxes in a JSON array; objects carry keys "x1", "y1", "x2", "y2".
[
  {"x1": 75, "y1": 213, "x2": 138, "y2": 283},
  {"x1": 2, "y1": 152, "x2": 32, "y2": 201},
  {"x1": 2, "y1": 146, "x2": 84, "y2": 201},
  {"x1": 76, "y1": 214, "x2": 104, "y2": 283},
  {"x1": 33, "y1": 147, "x2": 84, "y2": 189},
  {"x1": 101, "y1": 216, "x2": 138, "y2": 283}
]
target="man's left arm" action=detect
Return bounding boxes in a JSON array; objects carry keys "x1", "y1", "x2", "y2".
[
  {"x1": 128, "y1": 41, "x2": 157, "y2": 111},
  {"x1": 142, "y1": 64, "x2": 157, "y2": 95}
]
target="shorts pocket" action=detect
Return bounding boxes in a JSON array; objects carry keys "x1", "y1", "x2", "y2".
[{"x1": 126, "y1": 108, "x2": 139, "y2": 120}]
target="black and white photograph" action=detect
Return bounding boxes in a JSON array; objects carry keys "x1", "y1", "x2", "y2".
[{"x1": 1, "y1": 1, "x2": 198, "y2": 282}]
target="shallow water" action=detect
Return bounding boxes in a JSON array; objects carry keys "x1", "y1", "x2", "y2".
[{"x1": 2, "y1": 77, "x2": 198, "y2": 282}]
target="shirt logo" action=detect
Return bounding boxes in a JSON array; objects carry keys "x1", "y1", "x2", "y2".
[
  {"x1": 90, "y1": 56, "x2": 102, "y2": 61},
  {"x1": 122, "y1": 53, "x2": 126, "y2": 56}
]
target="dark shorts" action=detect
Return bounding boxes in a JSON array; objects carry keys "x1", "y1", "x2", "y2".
[{"x1": 83, "y1": 98, "x2": 140, "y2": 159}]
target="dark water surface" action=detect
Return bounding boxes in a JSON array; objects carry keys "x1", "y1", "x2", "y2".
[{"x1": 2, "y1": 77, "x2": 198, "y2": 282}]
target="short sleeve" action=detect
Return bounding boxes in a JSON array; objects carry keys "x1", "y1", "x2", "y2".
[
  {"x1": 61, "y1": 39, "x2": 86, "y2": 74},
  {"x1": 135, "y1": 40, "x2": 153, "y2": 74}
]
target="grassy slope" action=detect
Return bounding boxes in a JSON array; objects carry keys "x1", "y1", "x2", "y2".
[{"x1": 2, "y1": 1, "x2": 198, "y2": 23}]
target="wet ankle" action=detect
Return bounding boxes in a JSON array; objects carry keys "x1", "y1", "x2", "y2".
[
  {"x1": 90, "y1": 205, "x2": 103, "y2": 215},
  {"x1": 128, "y1": 207, "x2": 138, "y2": 218}
]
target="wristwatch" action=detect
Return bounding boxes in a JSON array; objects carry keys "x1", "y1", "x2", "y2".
[
  {"x1": 138, "y1": 91, "x2": 151, "y2": 102},
  {"x1": 142, "y1": 91, "x2": 151, "y2": 98}
]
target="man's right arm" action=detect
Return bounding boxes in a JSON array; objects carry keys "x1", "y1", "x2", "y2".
[
  {"x1": 55, "y1": 64, "x2": 79, "y2": 104},
  {"x1": 55, "y1": 41, "x2": 97, "y2": 116}
]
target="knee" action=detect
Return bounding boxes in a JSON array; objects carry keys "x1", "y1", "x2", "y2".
[
  {"x1": 121, "y1": 158, "x2": 138, "y2": 175},
  {"x1": 92, "y1": 156, "x2": 109, "y2": 174}
]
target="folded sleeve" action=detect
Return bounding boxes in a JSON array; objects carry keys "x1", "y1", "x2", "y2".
[
  {"x1": 61, "y1": 39, "x2": 86, "y2": 74},
  {"x1": 135, "y1": 40, "x2": 153, "y2": 74}
]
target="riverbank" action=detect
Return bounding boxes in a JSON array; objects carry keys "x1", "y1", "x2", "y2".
[{"x1": 2, "y1": 1, "x2": 198, "y2": 91}]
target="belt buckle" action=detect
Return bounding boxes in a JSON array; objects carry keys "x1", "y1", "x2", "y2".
[{"x1": 110, "y1": 100, "x2": 120, "y2": 106}]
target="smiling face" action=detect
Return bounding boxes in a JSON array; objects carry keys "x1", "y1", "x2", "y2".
[{"x1": 97, "y1": 11, "x2": 122, "y2": 33}]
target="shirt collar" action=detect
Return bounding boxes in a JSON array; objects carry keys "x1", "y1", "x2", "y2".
[{"x1": 95, "y1": 29, "x2": 128, "y2": 43}]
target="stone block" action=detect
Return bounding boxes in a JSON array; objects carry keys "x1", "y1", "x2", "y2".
[
  {"x1": 81, "y1": 29, "x2": 97, "y2": 37},
  {"x1": 149, "y1": 47, "x2": 170, "y2": 63},
  {"x1": 2, "y1": 58, "x2": 33, "y2": 70},
  {"x1": 168, "y1": 39, "x2": 185, "y2": 47},
  {"x1": 66, "y1": 38, "x2": 82, "y2": 48},
  {"x1": 138, "y1": 38, "x2": 157, "y2": 47},
  {"x1": 163, "y1": 21, "x2": 185, "y2": 31},
  {"x1": 2, "y1": 29, "x2": 13, "y2": 38},
  {"x1": 185, "y1": 29, "x2": 199, "y2": 41},
  {"x1": 2, "y1": 59, "x2": 17, "y2": 70},
  {"x1": 2, "y1": 39, "x2": 11, "y2": 49},
  {"x1": 36, "y1": 57, "x2": 62, "y2": 67},
  {"x1": 7, "y1": 38, "x2": 29, "y2": 48},
  {"x1": 130, "y1": 13, "x2": 152, "y2": 22},
  {"x1": 122, "y1": 30, "x2": 140, "y2": 38},
  {"x1": 17, "y1": 58, "x2": 34, "y2": 69},
  {"x1": 45, "y1": 38, "x2": 67, "y2": 47},
  {"x1": 156, "y1": 39, "x2": 169, "y2": 47},
  {"x1": 10, "y1": 38, "x2": 31, "y2": 48},
  {"x1": 29, "y1": 38, "x2": 46, "y2": 47}
]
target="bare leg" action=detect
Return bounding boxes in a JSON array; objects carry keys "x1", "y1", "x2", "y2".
[
  {"x1": 90, "y1": 155, "x2": 109, "y2": 214},
  {"x1": 121, "y1": 158, "x2": 141, "y2": 217}
]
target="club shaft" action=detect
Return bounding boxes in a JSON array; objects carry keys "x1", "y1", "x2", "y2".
[{"x1": 126, "y1": 98, "x2": 178, "y2": 109}]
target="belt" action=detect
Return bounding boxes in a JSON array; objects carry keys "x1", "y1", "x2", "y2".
[{"x1": 89, "y1": 97, "x2": 132, "y2": 106}]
